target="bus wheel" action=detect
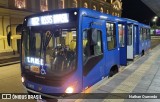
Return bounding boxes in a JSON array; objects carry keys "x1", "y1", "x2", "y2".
[
  {"x1": 141, "y1": 50, "x2": 144, "y2": 56},
  {"x1": 109, "y1": 71, "x2": 114, "y2": 77},
  {"x1": 109, "y1": 65, "x2": 118, "y2": 77}
]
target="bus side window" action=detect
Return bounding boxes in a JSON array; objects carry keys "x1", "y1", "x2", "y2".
[
  {"x1": 83, "y1": 29, "x2": 103, "y2": 63},
  {"x1": 118, "y1": 24, "x2": 125, "y2": 47},
  {"x1": 127, "y1": 25, "x2": 132, "y2": 46},
  {"x1": 147, "y1": 29, "x2": 151, "y2": 40},
  {"x1": 140, "y1": 28, "x2": 143, "y2": 41},
  {"x1": 106, "y1": 23, "x2": 116, "y2": 50}
]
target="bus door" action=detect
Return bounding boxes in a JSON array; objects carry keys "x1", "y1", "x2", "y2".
[
  {"x1": 133, "y1": 25, "x2": 139, "y2": 55},
  {"x1": 127, "y1": 24, "x2": 134, "y2": 60},
  {"x1": 118, "y1": 22, "x2": 127, "y2": 66},
  {"x1": 82, "y1": 16, "x2": 106, "y2": 90}
]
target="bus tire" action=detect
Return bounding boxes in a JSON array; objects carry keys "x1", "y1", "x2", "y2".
[
  {"x1": 109, "y1": 65, "x2": 118, "y2": 77},
  {"x1": 141, "y1": 50, "x2": 144, "y2": 56}
]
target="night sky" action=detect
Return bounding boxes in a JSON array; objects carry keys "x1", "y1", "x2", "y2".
[{"x1": 122, "y1": 0, "x2": 158, "y2": 26}]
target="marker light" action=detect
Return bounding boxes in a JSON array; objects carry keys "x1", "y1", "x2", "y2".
[
  {"x1": 65, "y1": 87, "x2": 74, "y2": 93},
  {"x1": 21, "y1": 77, "x2": 25, "y2": 83},
  {"x1": 74, "y1": 12, "x2": 77, "y2": 15}
]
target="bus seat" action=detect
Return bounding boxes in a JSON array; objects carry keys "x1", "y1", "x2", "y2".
[
  {"x1": 69, "y1": 40, "x2": 76, "y2": 51},
  {"x1": 83, "y1": 40, "x2": 88, "y2": 48},
  {"x1": 65, "y1": 32, "x2": 73, "y2": 46}
]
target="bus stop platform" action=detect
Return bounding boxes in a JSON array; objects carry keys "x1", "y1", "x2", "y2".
[{"x1": 74, "y1": 44, "x2": 160, "y2": 102}]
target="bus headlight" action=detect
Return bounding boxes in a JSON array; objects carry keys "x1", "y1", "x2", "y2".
[
  {"x1": 65, "y1": 86, "x2": 74, "y2": 93},
  {"x1": 21, "y1": 77, "x2": 25, "y2": 83}
]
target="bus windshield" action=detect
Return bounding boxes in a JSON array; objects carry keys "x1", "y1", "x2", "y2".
[{"x1": 22, "y1": 26, "x2": 77, "y2": 77}]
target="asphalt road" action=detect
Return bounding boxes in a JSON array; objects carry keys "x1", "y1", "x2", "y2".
[{"x1": 0, "y1": 64, "x2": 36, "y2": 102}]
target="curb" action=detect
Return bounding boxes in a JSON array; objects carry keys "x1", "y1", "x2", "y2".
[{"x1": 0, "y1": 61, "x2": 20, "y2": 67}]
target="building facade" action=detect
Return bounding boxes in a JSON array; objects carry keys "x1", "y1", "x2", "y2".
[{"x1": 0, "y1": 0, "x2": 122, "y2": 56}]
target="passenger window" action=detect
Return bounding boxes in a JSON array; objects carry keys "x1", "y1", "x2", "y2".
[
  {"x1": 147, "y1": 29, "x2": 150, "y2": 39},
  {"x1": 143, "y1": 28, "x2": 147, "y2": 40},
  {"x1": 118, "y1": 24, "x2": 125, "y2": 47},
  {"x1": 83, "y1": 29, "x2": 103, "y2": 63},
  {"x1": 106, "y1": 23, "x2": 116, "y2": 50},
  {"x1": 127, "y1": 25, "x2": 132, "y2": 45},
  {"x1": 140, "y1": 28, "x2": 143, "y2": 41}
]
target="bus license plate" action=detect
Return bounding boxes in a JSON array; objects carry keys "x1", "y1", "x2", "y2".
[{"x1": 30, "y1": 66, "x2": 40, "y2": 74}]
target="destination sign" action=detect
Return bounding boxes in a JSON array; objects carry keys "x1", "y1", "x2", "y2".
[{"x1": 27, "y1": 13, "x2": 69, "y2": 26}]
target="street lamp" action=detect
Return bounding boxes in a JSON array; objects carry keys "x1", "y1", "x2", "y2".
[{"x1": 152, "y1": 16, "x2": 158, "y2": 26}]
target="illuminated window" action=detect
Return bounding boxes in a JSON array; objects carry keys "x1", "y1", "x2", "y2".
[
  {"x1": 112, "y1": 12, "x2": 114, "y2": 16},
  {"x1": 40, "y1": 0, "x2": 48, "y2": 12},
  {"x1": 106, "y1": 23, "x2": 116, "y2": 50},
  {"x1": 93, "y1": 5, "x2": 96, "y2": 10},
  {"x1": 15, "y1": 0, "x2": 26, "y2": 9},
  {"x1": 100, "y1": 7, "x2": 104, "y2": 13},
  {"x1": 84, "y1": 2, "x2": 88, "y2": 8},
  {"x1": 107, "y1": 10, "x2": 109, "y2": 14},
  {"x1": 111, "y1": 0, "x2": 113, "y2": 4},
  {"x1": 58, "y1": 0, "x2": 65, "y2": 9},
  {"x1": 72, "y1": 0, "x2": 77, "y2": 8}
]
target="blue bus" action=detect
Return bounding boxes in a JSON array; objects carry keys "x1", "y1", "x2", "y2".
[
  {"x1": 118, "y1": 18, "x2": 151, "y2": 64},
  {"x1": 20, "y1": 8, "x2": 150, "y2": 98},
  {"x1": 124, "y1": 19, "x2": 151, "y2": 59}
]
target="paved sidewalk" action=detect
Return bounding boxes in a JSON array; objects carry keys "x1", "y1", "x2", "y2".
[{"x1": 76, "y1": 45, "x2": 160, "y2": 102}]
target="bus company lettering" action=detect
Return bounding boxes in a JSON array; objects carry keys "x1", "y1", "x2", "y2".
[{"x1": 27, "y1": 57, "x2": 43, "y2": 65}]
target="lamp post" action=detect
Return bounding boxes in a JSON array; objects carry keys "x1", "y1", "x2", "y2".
[
  {"x1": 152, "y1": 16, "x2": 158, "y2": 26},
  {"x1": 152, "y1": 16, "x2": 158, "y2": 35}
]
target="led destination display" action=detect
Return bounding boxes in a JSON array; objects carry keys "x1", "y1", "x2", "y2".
[{"x1": 27, "y1": 13, "x2": 69, "y2": 26}]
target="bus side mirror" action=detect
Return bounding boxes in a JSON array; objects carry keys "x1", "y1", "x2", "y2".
[
  {"x1": 88, "y1": 28, "x2": 98, "y2": 45},
  {"x1": 7, "y1": 32, "x2": 11, "y2": 46},
  {"x1": 16, "y1": 24, "x2": 23, "y2": 35}
]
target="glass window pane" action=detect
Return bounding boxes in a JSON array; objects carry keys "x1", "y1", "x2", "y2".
[
  {"x1": 40, "y1": 0, "x2": 48, "y2": 11},
  {"x1": 127, "y1": 25, "x2": 132, "y2": 45},
  {"x1": 83, "y1": 29, "x2": 103, "y2": 64},
  {"x1": 106, "y1": 22, "x2": 116, "y2": 50},
  {"x1": 15, "y1": 0, "x2": 26, "y2": 9},
  {"x1": 118, "y1": 24, "x2": 125, "y2": 47}
]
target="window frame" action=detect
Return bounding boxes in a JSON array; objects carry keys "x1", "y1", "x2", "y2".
[
  {"x1": 127, "y1": 25, "x2": 133, "y2": 46},
  {"x1": 15, "y1": 0, "x2": 26, "y2": 9},
  {"x1": 72, "y1": 0, "x2": 77, "y2": 8},
  {"x1": 106, "y1": 22, "x2": 117, "y2": 50},
  {"x1": 118, "y1": 24, "x2": 125, "y2": 47},
  {"x1": 40, "y1": 0, "x2": 48, "y2": 12},
  {"x1": 58, "y1": 0, "x2": 65, "y2": 9},
  {"x1": 82, "y1": 28, "x2": 103, "y2": 58},
  {"x1": 146, "y1": 28, "x2": 151, "y2": 40},
  {"x1": 82, "y1": 28, "x2": 104, "y2": 76},
  {"x1": 140, "y1": 27, "x2": 143, "y2": 41}
]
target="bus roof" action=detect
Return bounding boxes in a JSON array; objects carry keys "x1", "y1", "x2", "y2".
[
  {"x1": 24, "y1": 8, "x2": 125, "y2": 23},
  {"x1": 24, "y1": 8, "x2": 149, "y2": 27}
]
